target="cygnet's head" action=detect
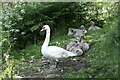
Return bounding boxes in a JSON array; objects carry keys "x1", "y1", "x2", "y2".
[
  {"x1": 41, "y1": 25, "x2": 50, "y2": 31},
  {"x1": 89, "y1": 21, "x2": 95, "y2": 25}
]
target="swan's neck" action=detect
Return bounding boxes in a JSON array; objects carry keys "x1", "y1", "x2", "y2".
[
  {"x1": 91, "y1": 22, "x2": 94, "y2": 26},
  {"x1": 42, "y1": 28, "x2": 50, "y2": 50}
]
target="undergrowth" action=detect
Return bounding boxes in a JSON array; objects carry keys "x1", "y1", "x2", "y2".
[
  {"x1": 63, "y1": 20, "x2": 118, "y2": 78},
  {"x1": 11, "y1": 19, "x2": 118, "y2": 78}
]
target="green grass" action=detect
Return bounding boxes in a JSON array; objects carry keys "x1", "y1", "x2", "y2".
[
  {"x1": 10, "y1": 19, "x2": 118, "y2": 78},
  {"x1": 12, "y1": 34, "x2": 75, "y2": 60},
  {"x1": 63, "y1": 21, "x2": 118, "y2": 78},
  {"x1": 12, "y1": 44, "x2": 42, "y2": 60}
]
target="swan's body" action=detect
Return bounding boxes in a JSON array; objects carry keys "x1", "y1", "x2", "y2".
[
  {"x1": 66, "y1": 40, "x2": 78, "y2": 51},
  {"x1": 79, "y1": 41, "x2": 89, "y2": 52},
  {"x1": 42, "y1": 46, "x2": 77, "y2": 60},
  {"x1": 88, "y1": 21, "x2": 101, "y2": 30},
  {"x1": 66, "y1": 40, "x2": 83, "y2": 55},
  {"x1": 41, "y1": 25, "x2": 77, "y2": 61}
]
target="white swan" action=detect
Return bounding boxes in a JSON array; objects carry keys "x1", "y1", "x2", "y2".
[{"x1": 41, "y1": 25, "x2": 77, "y2": 61}]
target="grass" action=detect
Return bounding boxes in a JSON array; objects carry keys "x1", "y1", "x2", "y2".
[
  {"x1": 10, "y1": 19, "x2": 118, "y2": 78},
  {"x1": 63, "y1": 21, "x2": 118, "y2": 78},
  {"x1": 11, "y1": 33, "x2": 75, "y2": 61},
  {"x1": 12, "y1": 44, "x2": 42, "y2": 60}
]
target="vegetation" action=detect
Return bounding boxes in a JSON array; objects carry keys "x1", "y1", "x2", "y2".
[{"x1": 0, "y1": 2, "x2": 119, "y2": 79}]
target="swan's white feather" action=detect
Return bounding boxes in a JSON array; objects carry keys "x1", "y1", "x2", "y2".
[
  {"x1": 43, "y1": 46, "x2": 76, "y2": 60},
  {"x1": 41, "y1": 25, "x2": 77, "y2": 60}
]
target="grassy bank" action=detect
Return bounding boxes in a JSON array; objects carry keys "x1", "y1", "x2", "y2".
[{"x1": 10, "y1": 19, "x2": 118, "y2": 78}]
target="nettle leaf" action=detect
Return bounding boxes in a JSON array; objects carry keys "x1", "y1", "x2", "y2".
[
  {"x1": 25, "y1": 21, "x2": 34, "y2": 25},
  {"x1": 31, "y1": 25, "x2": 39, "y2": 32}
]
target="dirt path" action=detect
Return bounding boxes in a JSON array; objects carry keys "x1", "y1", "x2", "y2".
[{"x1": 19, "y1": 57, "x2": 89, "y2": 78}]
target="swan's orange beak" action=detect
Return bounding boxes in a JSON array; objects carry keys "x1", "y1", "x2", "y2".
[{"x1": 41, "y1": 28, "x2": 45, "y2": 32}]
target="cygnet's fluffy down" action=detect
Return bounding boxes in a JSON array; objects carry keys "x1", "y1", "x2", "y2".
[{"x1": 79, "y1": 41, "x2": 89, "y2": 52}]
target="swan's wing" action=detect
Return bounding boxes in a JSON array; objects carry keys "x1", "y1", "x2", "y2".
[{"x1": 46, "y1": 46, "x2": 76, "y2": 59}]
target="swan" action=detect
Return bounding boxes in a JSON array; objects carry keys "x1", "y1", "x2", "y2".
[
  {"x1": 79, "y1": 41, "x2": 90, "y2": 52},
  {"x1": 67, "y1": 28, "x2": 87, "y2": 42},
  {"x1": 66, "y1": 40, "x2": 78, "y2": 51},
  {"x1": 79, "y1": 25, "x2": 85, "y2": 30},
  {"x1": 88, "y1": 21, "x2": 101, "y2": 30},
  {"x1": 66, "y1": 40, "x2": 83, "y2": 55},
  {"x1": 41, "y1": 25, "x2": 78, "y2": 66}
]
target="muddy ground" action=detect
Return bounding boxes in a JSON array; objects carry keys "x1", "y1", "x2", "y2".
[{"x1": 19, "y1": 56, "x2": 90, "y2": 78}]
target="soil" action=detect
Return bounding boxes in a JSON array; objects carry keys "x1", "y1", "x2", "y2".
[{"x1": 19, "y1": 57, "x2": 89, "y2": 78}]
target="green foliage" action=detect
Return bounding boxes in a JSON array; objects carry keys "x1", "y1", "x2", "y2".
[
  {"x1": 1, "y1": 55, "x2": 22, "y2": 79},
  {"x1": 63, "y1": 25, "x2": 118, "y2": 78},
  {"x1": 12, "y1": 44, "x2": 42, "y2": 60},
  {"x1": 0, "y1": 2, "x2": 118, "y2": 78},
  {"x1": 63, "y1": 3, "x2": 118, "y2": 78},
  {"x1": 1, "y1": 2, "x2": 112, "y2": 49}
]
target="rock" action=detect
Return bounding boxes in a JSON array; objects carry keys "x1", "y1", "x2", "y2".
[
  {"x1": 40, "y1": 57, "x2": 50, "y2": 63},
  {"x1": 14, "y1": 75, "x2": 23, "y2": 78}
]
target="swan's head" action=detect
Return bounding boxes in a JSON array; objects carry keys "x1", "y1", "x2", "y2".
[{"x1": 41, "y1": 25, "x2": 50, "y2": 31}]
